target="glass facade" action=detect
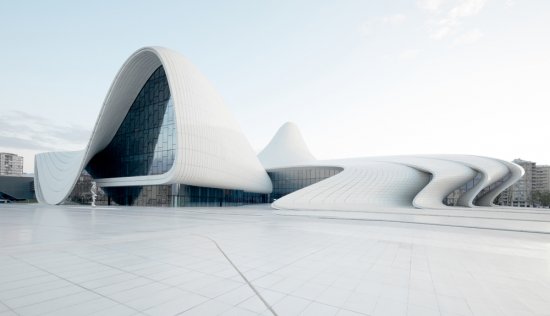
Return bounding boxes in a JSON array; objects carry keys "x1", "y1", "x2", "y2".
[
  {"x1": 474, "y1": 172, "x2": 511, "y2": 204},
  {"x1": 268, "y1": 166, "x2": 343, "y2": 201},
  {"x1": 103, "y1": 185, "x2": 173, "y2": 206},
  {"x1": 171, "y1": 185, "x2": 268, "y2": 207},
  {"x1": 66, "y1": 170, "x2": 108, "y2": 205},
  {"x1": 63, "y1": 65, "x2": 273, "y2": 208},
  {"x1": 443, "y1": 172, "x2": 483, "y2": 206},
  {"x1": 99, "y1": 184, "x2": 268, "y2": 207},
  {"x1": 87, "y1": 66, "x2": 175, "y2": 179},
  {"x1": 66, "y1": 166, "x2": 342, "y2": 207}
]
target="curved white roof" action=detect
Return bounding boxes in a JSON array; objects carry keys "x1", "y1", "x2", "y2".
[
  {"x1": 427, "y1": 155, "x2": 509, "y2": 207},
  {"x1": 35, "y1": 47, "x2": 272, "y2": 205},
  {"x1": 273, "y1": 161, "x2": 430, "y2": 211},
  {"x1": 257, "y1": 122, "x2": 315, "y2": 169},
  {"x1": 265, "y1": 124, "x2": 523, "y2": 212},
  {"x1": 375, "y1": 156, "x2": 477, "y2": 209},
  {"x1": 475, "y1": 159, "x2": 524, "y2": 206},
  {"x1": 272, "y1": 154, "x2": 521, "y2": 212}
]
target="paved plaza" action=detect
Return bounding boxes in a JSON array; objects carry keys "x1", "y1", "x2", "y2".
[{"x1": 0, "y1": 204, "x2": 549, "y2": 316}]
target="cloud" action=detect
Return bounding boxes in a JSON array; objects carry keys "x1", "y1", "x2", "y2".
[
  {"x1": 449, "y1": 0, "x2": 486, "y2": 18},
  {"x1": 418, "y1": 0, "x2": 488, "y2": 41},
  {"x1": 0, "y1": 111, "x2": 90, "y2": 152},
  {"x1": 399, "y1": 48, "x2": 423, "y2": 60},
  {"x1": 381, "y1": 14, "x2": 407, "y2": 26},
  {"x1": 361, "y1": 13, "x2": 407, "y2": 35},
  {"x1": 417, "y1": 0, "x2": 444, "y2": 13},
  {"x1": 453, "y1": 29, "x2": 483, "y2": 46},
  {"x1": 0, "y1": 135, "x2": 55, "y2": 151},
  {"x1": 431, "y1": 23, "x2": 453, "y2": 39}
]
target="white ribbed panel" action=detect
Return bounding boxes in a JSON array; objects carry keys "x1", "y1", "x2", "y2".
[
  {"x1": 258, "y1": 122, "x2": 316, "y2": 169},
  {"x1": 35, "y1": 47, "x2": 272, "y2": 205},
  {"x1": 270, "y1": 155, "x2": 517, "y2": 212},
  {"x1": 425, "y1": 155, "x2": 509, "y2": 207},
  {"x1": 272, "y1": 161, "x2": 430, "y2": 211},
  {"x1": 261, "y1": 123, "x2": 524, "y2": 212},
  {"x1": 34, "y1": 151, "x2": 85, "y2": 204},
  {"x1": 476, "y1": 159, "x2": 524, "y2": 206},
  {"x1": 376, "y1": 156, "x2": 477, "y2": 209}
]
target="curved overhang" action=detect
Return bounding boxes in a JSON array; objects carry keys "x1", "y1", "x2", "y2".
[
  {"x1": 475, "y1": 159, "x2": 524, "y2": 206},
  {"x1": 376, "y1": 156, "x2": 477, "y2": 209},
  {"x1": 272, "y1": 160, "x2": 431, "y2": 211},
  {"x1": 262, "y1": 123, "x2": 524, "y2": 212},
  {"x1": 425, "y1": 155, "x2": 509, "y2": 207},
  {"x1": 270, "y1": 154, "x2": 520, "y2": 212},
  {"x1": 35, "y1": 47, "x2": 272, "y2": 205}
]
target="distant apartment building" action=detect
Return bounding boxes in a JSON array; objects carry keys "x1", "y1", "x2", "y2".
[
  {"x1": 533, "y1": 165, "x2": 550, "y2": 192},
  {"x1": 0, "y1": 153, "x2": 34, "y2": 202},
  {"x1": 498, "y1": 159, "x2": 550, "y2": 207},
  {"x1": 0, "y1": 152, "x2": 23, "y2": 176}
]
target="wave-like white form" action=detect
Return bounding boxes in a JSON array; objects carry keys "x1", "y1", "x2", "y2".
[
  {"x1": 35, "y1": 47, "x2": 272, "y2": 205},
  {"x1": 475, "y1": 159, "x2": 524, "y2": 206},
  {"x1": 266, "y1": 124, "x2": 524, "y2": 212},
  {"x1": 375, "y1": 156, "x2": 477, "y2": 209},
  {"x1": 272, "y1": 155, "x2": 522, "y2": 212},
  {"x1": 258, "y1": 122, "x2": 315, "y2": 169},
  {"x1": 426, "y1": 155, "x2": 509, "y2": 207},
  {"x1": 272, "y1": 160, "x2": 431, "y2": 211}
]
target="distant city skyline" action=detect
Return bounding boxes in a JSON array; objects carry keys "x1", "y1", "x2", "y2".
[{"x1": 1, "y1": 0, "x2": 550, "y2": 173}]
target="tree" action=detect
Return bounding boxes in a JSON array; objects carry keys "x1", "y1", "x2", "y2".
[{"x1": 532, "y1": 191, "x2": 550, "y2": 207}]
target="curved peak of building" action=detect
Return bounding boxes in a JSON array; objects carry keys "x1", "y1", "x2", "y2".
[
  {"x1": 34, "y1": 46, "x2": 273, "y2": 205},
  {"x1": 258, "y1": 122, "x2": 316, "y2": 169}
]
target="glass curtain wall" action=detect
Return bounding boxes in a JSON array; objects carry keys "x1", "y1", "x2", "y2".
[
  {"x1": 475, "y1": 172, "x2": 511, "y2": 205},
  {"x1": 86, "y1": 66, "x2": 176, "y2": 179},
  {"x1": 443, "y1": 172, "x2": 483, "y2": 206},
  {"x1": 85, "y1": 66, "x2": 176, "y2": 205},
  {"x1": 98, "y1": 184, "x2": 268, "y2": 207},
  {"x1": 171, "y1": 185, "x2": 268, "y2": 207},
  {"x1": 268, "y1": 166, "x2": 343, "y2": 201}
]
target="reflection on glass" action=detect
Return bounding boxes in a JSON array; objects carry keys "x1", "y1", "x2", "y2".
[
  {"x1": 268, "y1": 166, "x2": 343, "y2": 201},
  {"x1": 101, "y1": 184, "x2": 268, "y2": 207},
  {"x1": 86, "y1": 66, "x2": 176, "y2": 179}
]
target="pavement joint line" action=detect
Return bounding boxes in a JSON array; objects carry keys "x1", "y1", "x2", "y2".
[
  {"x1": 192, "y1": 234, "x2": 278, "y2": 316},
  {"x1": 277, "y1": 213, "x2": 550, "y2": 235},
  {"x1": 7, "y1": 255, "x2": 146, "y2": 315}
]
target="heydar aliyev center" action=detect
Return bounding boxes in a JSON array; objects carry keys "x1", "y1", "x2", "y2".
[{"x1": 34, "y1": 47, "x2": 524, "y2": 210}]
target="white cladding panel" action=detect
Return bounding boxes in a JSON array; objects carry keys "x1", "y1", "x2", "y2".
[
  {"x1": 272, "y1": 161, "x2": 431, "y2": 211},
  {"x1": 271, "y1": 155, "x2": 521, "y2": 212},
  {"x1": 258, "y1": 122, "x2": 315, "y2": 169},
  {"x1": 374, "y1": 156, "x2": 477, "y2": 209},
  {"x1": 426, "y1": 155, "x2": 509, "y2": 207}
]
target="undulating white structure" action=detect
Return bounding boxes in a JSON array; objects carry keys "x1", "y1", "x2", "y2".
[
  {"x1": 258, "y1": 123, "x2": 524, "y2": 211},
  {"x1": 35, "y1": 47, "x2": 524, "y2": 210},
  {"x1": 34, "y1": 47, "x2": 272, "y2": 206}
]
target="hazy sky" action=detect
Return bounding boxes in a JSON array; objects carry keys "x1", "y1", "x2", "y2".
[{"x1": 1, "y1": 0, "x2": 549, "y2": 173}]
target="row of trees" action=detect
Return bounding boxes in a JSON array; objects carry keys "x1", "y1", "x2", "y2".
[{"x1": 533, "y1": 191, "x2": 550, "y2": 207}]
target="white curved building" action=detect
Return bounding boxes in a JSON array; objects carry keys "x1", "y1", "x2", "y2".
[
  {"x1": 35, "y1": 47, "x2": 524, "y2": 210},
  {"x1": 35, "y1": 47, "x2": 272, "y2": 206},
  {"x1": 260, "y1": 122, "x2": 524, "y2": 212}
]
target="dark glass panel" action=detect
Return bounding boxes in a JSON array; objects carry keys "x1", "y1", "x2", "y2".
[
  {"x1": 267, "y1": 166, "x2": 343, "y2": 201},
  {"x1": 86, "y1": 66, "x2": 176, "y2": 179}
]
